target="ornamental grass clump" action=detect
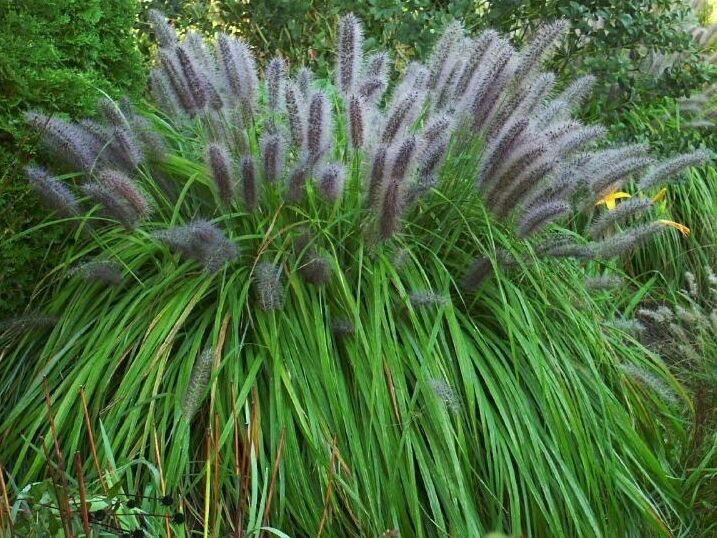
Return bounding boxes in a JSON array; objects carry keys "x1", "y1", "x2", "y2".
[{"x1": 1, "y1": 11, "x2": 711, "y2": 537}]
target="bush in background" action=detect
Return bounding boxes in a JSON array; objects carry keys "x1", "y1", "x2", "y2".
[
  {"x1": 484, "y1": 0, "x2": 716, "y2": 123},
  {"x1": 0, "y1": 0, "x2": 145, "y2": 315},
  {"x1": 138, "y1": 0, "x2": 484, "y2": 72}
]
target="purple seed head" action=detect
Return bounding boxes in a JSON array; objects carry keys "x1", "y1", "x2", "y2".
[
  {"x1": 462, "y1": 257, "x2": 494, "y2": 291},
  {"x1": 381, "y1": 91, "x2": 419, "y2": 144},
  {"x1": 261, "y1": 132, "x2": 286, "y2": 184},
  {"x1": 254, "y1": 261, "x2": 284, "y2": 311},
  {"x1": 99, "y1": 98, "x2": 129, "y2": 128},
  {"x1": 358, "y1": 77, "x2": 388, "y2": 104},
  {"x1": 317, "y1": 162, "x2": 346, "y2": 202},
  {"x1": 266, "y1": 56, "x2": 288, "y2": 112},
  {"x1": 284, "y1": 81, "x2": 306, "y2": 149},
  {"x1": 331, "y1": 317, "x2": 356, "y2": 338},
  {"x1": 182, "y1": 347, "x2": 214, "y2": 420},
  {"x1": 69, "y1": 260, "x2": 123, "y2": 286},
  {"x1": 363, "y1": 51, "x2": 390, "y2": 80},
  {"x1": 25, "y1": 166, "x2": 80, "y2": 219},
  {"x1": 98, "y1": 169, "x2": 153, "y2": 218},
  {"x1": 367, "y1": 145, "x2": 388, "y2": 209},
  {"x1": 516, "y1": 200, "x2": 570, "y2": 238},
  {"x1": 427, "y1": 21, "x2": 464, "y2": 90},
  {"x1": 176, "y1": 45, "x2": 208, "y2": 109},
  {"x1": 0, "y1": 313, "x2": 58, "y2": 336},
  {"x1": 81, "y1": 182, "x2": 139, "y2": 230},
  {"x1": 307, "y1": 91, "x2": 333, "y2": 163},
  {"x1": 149, "y1": 68, "x2": 182, "y2": 115},
  {"x1": 158, "y1": 50, "x2": 196, "y2": 114},
  {"x1": 296, "y1": 67, "x2": 314, "y2": 98},
  {"x1": 389, "y1": 136, "x2": 417, "y2": 183},
  {"x1": 295, "y1": 231, "x2": 332, "y2": 286},
  {"x1": 148, "y1": 9, "x2": 178, "y2": 48},
  {"x1": 286, "y1": 156, "x2": 311, "y2": 203},
  {"x1": 336, "y1": 13, "x2": 364, "y2": 95},
  {"x1": 206, "y1": 143, "x2": 235, "y2": 205},
  {"x1": 240, "y1": 155, "x2": 258, "y2": 211},
  {"x1": 154, "y1": 219, "x2": 238, "y2": 272},
  {"x1": 347, "y1": 94, "x2": 365, "y2": 149},
  {"x1": 25, "y1": 112, "x2": 96, "y2": 172}
]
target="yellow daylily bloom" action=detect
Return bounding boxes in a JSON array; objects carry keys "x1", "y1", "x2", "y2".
[
  {"x1": 596, "y1": 191, "x2": 631, "y2": 210},
  {"x1": 658, "y1": 219, "x2": 690, "y2": 237},
  {"x1": 652, "y1": 188, "x2": 668, "y2": 203}
]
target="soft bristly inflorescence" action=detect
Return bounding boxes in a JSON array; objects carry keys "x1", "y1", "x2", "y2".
[
  {"x1": 148, "y1": 9, "x2": 178, "y2": 48},
  {"x1": 241, "y1": 155, "x2": 258, "y2": 211},
  {"x1": 619, "y1": 363, "x2": 677, "y2": 406},
  {"x1": 25, "y1": 166, "x2": 80, "y2": 219},
  {"x1": 638, "y1": 149, "x2": 711, "y2": 191},
  {"x1": 296, "y1": 67, "x2": 313, "y2": 98},
  {"x1": 347, "y1": 94, "x2": 365, "y2": 149},
  {"x1": 619, "y1": 266, "x2": 717, "y2": 365},
  {"x1": 585, "y1": 274, "x2": 623, "y2": 292},
  {"x1": 25, "y1": 113, "x2": 97, "y2": 172},
  {"x1": 462, "y1": 257, "x2": 493, "y2": 292},
  {"x1": 307, "y1": 90, "x2": 332, "y2": 164},
  {"x1": 254, "y1": 262, "x2": 284, "y2": 311},
  {"x1": 284, "y1": 81, "x2": 306, "y2": 149},
  {"x1": 316, "y1": 163, "x2": 346, "y2": 202},
  {"x1": 428, "y1": 378, "x2": 461, "y2": 413},
  {"x1": 607, "y1": 318, "x2": 646, "y2": 335},
  {"x1": 98, "y1": 169, "x2": 152, "y2": 218},
  {"x1": 183, "y1": 347, "x2": 215, "y2": 420},
  {"x1": 331, "y1": 317, "x2": 356, "y2": 338},
  {"x1": 295, "y1": 232, "x2": 332, "y2": 286},
  {"x1": 266, "y1": 57, "x2": 288, "y2": 115},
  {"x1": 409, "y1": 291, "x2": 449, "y2": 308},
  {"x1": 0, "y1": 314, "x2": 58, "y2": 337},
  {"x1": 69, "y1": 260, "x2": 123, "y2": 286},
  {"x1": 516, "y1": 201, "x2": 570, "y2": 239},
  {"x1": 153, "y1": 220, "x2": 238, "y2": 272},
  {"x1": 336, "y1": 14, "x2": 364, "y2": 95},
  {"x1": 206, "y1": 143, "x2": 235, "y2": 205},
  {"x1": 82, "y1": 182, "x2": 142, "y2": 230},
  {"x1": 589, "y1": 198, "x2": 654, "y2": 239},
  {"x1": 22, "y1": 11, "x2": 713, "y2": 313},
  {"x1": 261, "y1": 132, "x2": 286, "y2": 184}
]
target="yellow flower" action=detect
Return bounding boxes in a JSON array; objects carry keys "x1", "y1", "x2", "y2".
[
  {"x1": 658, "y1": 219, "x2": 690, "y2": 237},
  {"x1": 652, "y1": 188, "x2": 668, "y2": 203},
  {"x1": 596, "y1": 191, "x2": 631, "y2": 210}
]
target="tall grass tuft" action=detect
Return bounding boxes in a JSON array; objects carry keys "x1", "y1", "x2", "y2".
[{"x1": 1, "y1": 12, "x2": 711, "y2": 537}]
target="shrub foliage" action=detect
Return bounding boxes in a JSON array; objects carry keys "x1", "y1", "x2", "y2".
[
  {"x1": 0, "y1": 0, "x2": 145, "y2": 315},
  {"x1": 1, "y1": 10, "x2": 711, "y2": 536}
]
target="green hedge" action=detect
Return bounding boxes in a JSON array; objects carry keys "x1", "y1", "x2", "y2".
[{"x1": 0, "y1": 0, "x2": 145, "y2": 316}]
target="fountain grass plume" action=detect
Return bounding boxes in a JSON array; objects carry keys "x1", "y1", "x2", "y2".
[
  {"x1": 183, "y1": 347, "x2": 215, "y2": 420},
  {"x1": 241, "y1": 155, "x2": 259, "y2": 211},
  {"x1": 254, "y1": 261, "x2": 284, "y2": 311},
  {"x1": 206, "y1": 143, "x2": 235, "y2": 205},
  {"x1": 25, "y1": 166, "x2": 80, "y2": 219},
  {"x1": 337, "y1": 14, "x2": 364, "y2": 95}
]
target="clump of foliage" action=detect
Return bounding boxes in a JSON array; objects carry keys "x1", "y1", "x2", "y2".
[
  {"x1": 602, "y1": 266, "x2": 717, "y2": 534},
  {"x1": 138, "y1": 0, "x2": 485, "y2": 71},
  {"x1": 0, "y1": 0, "x2": 145, "y2": 316},
  {"x1": 484, "y1": 0, "x2": 716, "y2": 124},
  {"x1": 0, "y1": 11, "x2": 710, "y2": 536}
]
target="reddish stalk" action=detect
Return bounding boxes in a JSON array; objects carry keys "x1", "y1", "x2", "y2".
[
  {"x1": 74, "y1": 452, "x2": 92, "y2": 537},
  {"x1": 317, "y1": 437, "x2": 338, "y2": 538},
  {"x1": 262, "y1": 427, "x2": 286, "y2": 531},
  {"x1": 0, "y1": 464, "x2": 14, "y2": 537},
  {"x1": 41, "y1": 437, "x2": 73, "y2": 537},
  {"x1": 43, "y1": 379, "x2": 74, "y2": 537}
]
